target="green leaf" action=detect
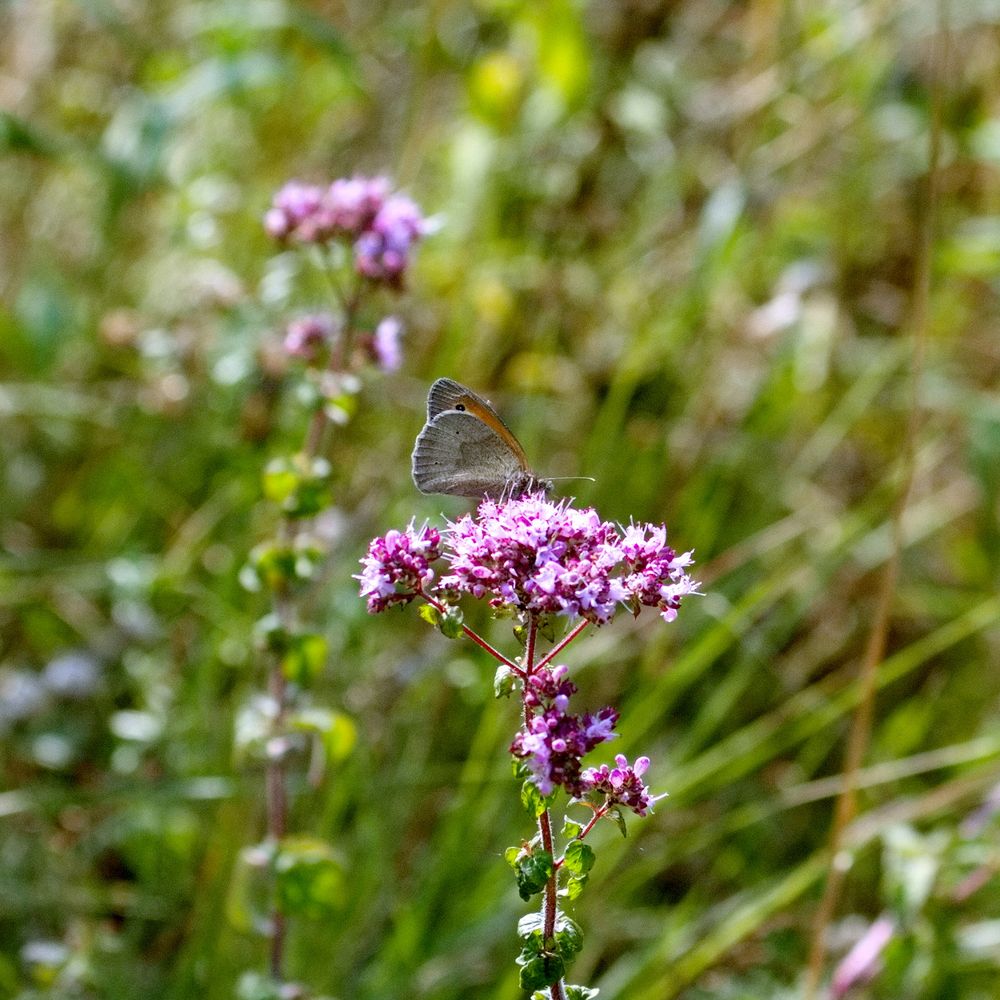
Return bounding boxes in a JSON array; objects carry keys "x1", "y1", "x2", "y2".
[
  {"x1": 438, "y1": 603, "x2": 464, "y2": 639},
  {"x1": 555, "y1": 916, "x2": 584, "y2": 960},
  {"x1": 518, "y1": 953, "x2": 565, "y2": 992},
  {"x1": 324, "y1": 392, "x2": 358, "y2": 425},
  {"x1": 609, "y1": 806, "x2": 628, "y2": 839},
  {"x1": 261, "y1": 455, "x2": 333, "y2": 517},
  {"x1": 494, "y1": 663, "x2": 517, "y2": 699},
  {"x1": 261, "y1": 457, "x2": 299, "y2": 504},
  {"x1": 562, "y1": 841, "x2": 596, "y2": 901},
  {"x1": 520, "y1": 780, "x2": 547, "y2": 818},
  {"x1": 281, "y1": 632, "x2": 328, "y2": 685},
  {"x1": 517, "y1": 912, "x2": 544, "y2": 938},
  {"x1": 274, "y1": 837, "x2": 345, "y2": 920},
  {"x1": 418, "y1": 604, "x2": 442, "y2": 627},
  {"x1": 286, "y1": 457, "x2": 334, "y2": 517},
  {"x1": 563, "y1": 841, "x2": 595, "y2": 876},
  {"x1": 564, "y1": 986, "x2": 600, "y2": 1000},
  {"x1": 561, "y1": 817, "x2": 583, "y2": 838},
  {"x1": 290, "y1": 707, "x2": 356, "y2": 763},
  {"x1": 514, "y1": 850, "x2": 554, "y2": 901},
  {"x1": 245, "y1": 539, "x2": 323, "y2": 592},
  {"x1": 565, "y1": 873, "x2": 589, "y2": 900}
]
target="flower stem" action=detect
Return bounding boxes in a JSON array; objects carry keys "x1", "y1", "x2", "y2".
[
  {"x1": 419, "y1": 591, "x2": 524, "y2": 673},
  {"x1": 265, "y1": 257, "x2": 362, "y2": 982},
  {"x1": 522, "y1": 614, "x2": 566, "y2": 1000},
  {"x1": 538, "y1": 807, "x2": 565, "y2": 1000}
]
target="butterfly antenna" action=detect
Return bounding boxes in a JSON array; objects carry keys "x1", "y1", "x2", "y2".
[{"x1": 547, "y1": 476, "x2": 596, "y2": 483}]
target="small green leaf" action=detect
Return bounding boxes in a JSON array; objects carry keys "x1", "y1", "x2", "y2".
[
  {"x1": 245, "y1": 539, "x2": 323, "y2": 591},
  {"x1": 566, "y1": 873, "x2": 589, "y2": 900},
  {"x1": 515, "y1": 850, "x2": 554, "y2": 900},
  {"x1": 274, "y1": 837, "x2": 345, "y2": 920},
  {"x1": 286, "y1": 457, "x2": 334, "y2": 517},
  {"x1": 494, "y1": 663, "x2": 517, "y2": 699},
  {"x1": 518, "y1": 953, "x2": 565, "y2": 992},
  {"x1": 505, "y1": 845, "x2": 522, "y2": 868},
  {"x1": 555, "y1": 916, "x2": 584, "y2": 960},
  {"x1": 438, "y1": 604, "x2": 464, "y2": 639},
  {"x1": 418, "y1": 604, "x2": 442, "y2": 626},
  {"x1": 564, "y1": 986, "x2": 600, "y2": 1000},
  {"x1": 262, "y1": 455, "x2": 333, "y2": 517},
  {"x1": 281, "y1": 632, "x2": 328, "y2": 685},
  {"x1": 262, "y1": 457, "x2": 299, "y2": 504},
  {"x1": 291, "y1": 707, "x2": 356, "y2": 763},
  {"x1": 324, "y1": 392, "x2": 358, "y2": 425},
  {"x1": 563, "y1": 841, "x2": 595, "y2": 876},
  {"x1": 520, "y1": 780, "x2": 547, "y2": 819},
  {"x1": 517, "y1": 912, "x2": 544, "y2": 938},
  {"x1": 561, "y1": 817, "x2": 583, "y2": 839},
  {"x1": 609, "y1": 807, "x2": 628, "y2": 838}
]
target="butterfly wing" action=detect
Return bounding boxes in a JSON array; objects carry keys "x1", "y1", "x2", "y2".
[
  {"x1": 425, "y1": 377, "x2": 530, "y2": 467},
  {"x1": 427, "y1": 378, "x2": 476, "y2": 419},
  {"x1": 412, "y1": 411, "x2": 527, "y2": 497}
]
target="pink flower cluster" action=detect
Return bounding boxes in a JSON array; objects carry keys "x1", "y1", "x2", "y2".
[
  {"x1": 580, "y1": 754, "x2": 661, "y2": 817},
  {"x1": 439, "y1": 496, "x2": 699, "y2": 625},
  {"x1": 510, "y1": 665, "x2": 619, "y2": 796},
  {"x1": 357, "y1": 524, "x2": 441, "y2": 613},
  {"x1": 620, "y1": 522, "x2": 697, "y2": 622},
  {"x1": 358, "y1": 495, "x2": 697, "y2": 625},
  {"x1": 264, "y1": 176, "x2": 431, "y2": 288}
]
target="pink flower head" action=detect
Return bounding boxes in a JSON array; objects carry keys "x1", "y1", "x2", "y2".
[
  {"x1": 355, "y1": 523, "x2": 442, "y2": 613},
  {"x1": 372, "y1": 194, "x2": 428, "y2": 241},
  {"x1": 439, "y1": 496, "x2": 698, "y2": 627},
  {"x1": 325, "y1": 176, "x2": 391, "y2": 235},
  {"x1": 620, "y1": 522, "x2": 699, "y2": 622},
  {"x1": 264, "y1": 181, "x2": 325, "y2": 240},
  {"x1": 264, "y1": 175, "x2": 428, "y2": 256},
  {"x1": 283, "y1": 313, "x2": 337, "y2": 360},
  {"x1": 353, "y1": 194, "x2": 429, "y2": 288},
  {"x1": 359, "y1": 496, "x2": 698, "y2": 629},
  {"x1": 580, "y1": 753, "x2": 661, "y2": 817},
  {"x1": 510, "y1": 665, "x2": 619, "y2": 796}
]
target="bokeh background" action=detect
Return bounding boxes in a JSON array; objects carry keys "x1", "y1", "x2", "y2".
[{"x1": 3, "y1": 1, "x2": 1000, "y2": 998}]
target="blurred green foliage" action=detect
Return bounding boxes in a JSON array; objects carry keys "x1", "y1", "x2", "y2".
[{"x1": 2, "y1": 1, "x2": 999, "y2": 998}]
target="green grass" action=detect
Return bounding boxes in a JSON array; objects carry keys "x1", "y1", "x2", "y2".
[{"x1": 1, "y1": 1, "x2": 998, "y2": 998}]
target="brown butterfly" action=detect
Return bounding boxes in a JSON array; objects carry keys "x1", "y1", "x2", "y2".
[{"x1": 411, "y1": 378, "x2": 552, "y2": 498}]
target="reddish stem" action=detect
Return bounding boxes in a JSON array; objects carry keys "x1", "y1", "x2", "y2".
[
  {"x1": 419, "y1": 591, "x2": 524, "y2": 674},
  {"x1": 520, "y1": 615, "x2": 566, "y2": 1000}
]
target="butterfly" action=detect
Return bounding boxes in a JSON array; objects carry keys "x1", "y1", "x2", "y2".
[{"x1": 411, "y1": 378, "x2": 552, "y2": 499}]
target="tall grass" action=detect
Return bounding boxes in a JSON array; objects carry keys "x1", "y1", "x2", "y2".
[{"x1": 2, "y1": 1, "x2": 998, "y2": 998}]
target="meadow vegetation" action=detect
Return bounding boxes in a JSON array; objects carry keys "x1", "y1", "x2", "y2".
[{"x1": 2, "y1": 2, "x2": 998, "y2": 998}]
